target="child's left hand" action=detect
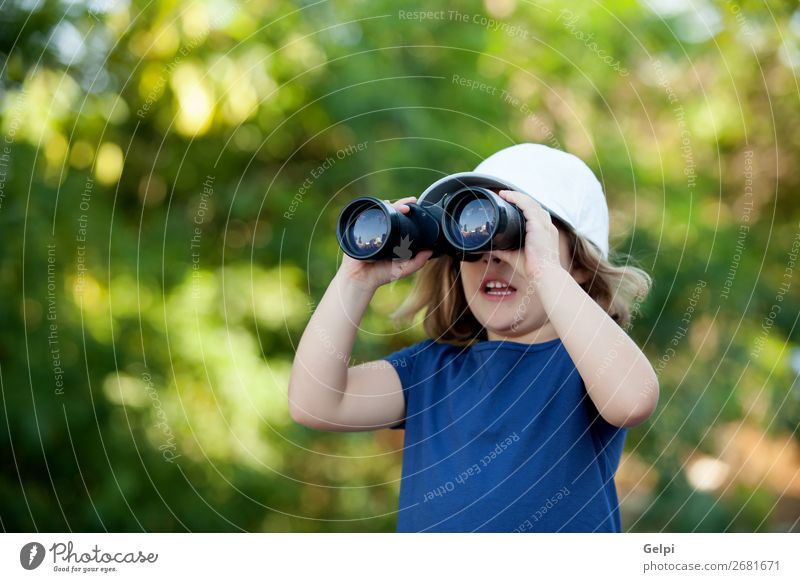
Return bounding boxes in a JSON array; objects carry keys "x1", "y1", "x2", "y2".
[{"x1": 492, "y1": 189, "x2": 564, "y2": 283}]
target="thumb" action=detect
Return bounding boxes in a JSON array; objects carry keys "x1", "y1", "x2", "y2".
[
  {"x1": 404, "y1": 249, "x2": 433, "y2": 272},
  {"x1": 388, "y1": 249, "x2": 432, "y2": 282},
  {"x1": 413, "y1": 249, "x2": 434, "y2": 265}
]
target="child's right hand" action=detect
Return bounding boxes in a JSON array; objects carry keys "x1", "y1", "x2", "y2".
[{"x1": 337, "y1": 196, "x2": 434, "y2": 292}]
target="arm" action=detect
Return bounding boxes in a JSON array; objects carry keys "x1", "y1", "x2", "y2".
[
  {"x1": 495, "y1": 189, "x2": 659, "y2": 428},
  {"x1": 288, "y1": 197, "x2": 432, "y2": 432},
  {"x1": 534, "y1": 265, "x2": 659, "y2": 428},
  {"x1": 288, "y1": 271, "x2": 404, "y2": 431}
]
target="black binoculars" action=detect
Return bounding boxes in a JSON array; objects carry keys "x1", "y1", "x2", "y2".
[{"x1": 336, "y1": 175, "x2": 530, "y2": 262}]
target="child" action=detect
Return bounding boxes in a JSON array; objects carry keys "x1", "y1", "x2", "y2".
[{"x1": 288, "y1": 143, "x2": 658, "y2": 532}]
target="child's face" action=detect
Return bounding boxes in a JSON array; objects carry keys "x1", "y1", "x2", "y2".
[{"x1": 459, "y1": 227, "x2": 579, "y2": 340}]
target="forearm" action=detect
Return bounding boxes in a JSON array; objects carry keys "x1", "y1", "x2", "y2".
[
  {"x1": 288, "y1": 271, "x2": 374, "y2": 420},
  {"x1": 535, "y1": 266, "x2": 659, "y2": 427}
]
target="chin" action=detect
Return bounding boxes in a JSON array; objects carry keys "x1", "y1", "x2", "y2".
[
  {"x1": 475, "y1": 310, "x2": 527, "y2": 334},
  {"x1": 468, "y1": 295, "x2": 543, "y2": 326},
  {"x1": 475, "y1": 307, "x2": 548, "y2": 336},
  {"x1": 481, "y1": 321, "x2": 518, "y2": 336}
]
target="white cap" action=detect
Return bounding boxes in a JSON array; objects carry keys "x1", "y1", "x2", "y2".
[{"x1": 418, "y1": 143, "x2": 610, "y2": 258}]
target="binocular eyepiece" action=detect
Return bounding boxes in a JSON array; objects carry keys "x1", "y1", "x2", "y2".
[{"x1": 337, "y1": 186, "x2": 526, "y2": 262}]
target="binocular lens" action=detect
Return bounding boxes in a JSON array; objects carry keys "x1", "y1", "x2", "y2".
[
  {"x1": 450, "y1": 197, "x2": 496, "y2": 250},
  {"x1": 337, "y1": 197, "x2": 443, "y2": 261},
  {"x1": 442, "y1": 187, "x2": 524, "y2": 254},
  {"x1": 349, "y1": 207, "x2": 388, "y2": 254}
]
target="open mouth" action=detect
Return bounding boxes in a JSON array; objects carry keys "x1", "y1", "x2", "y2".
[{"x1": 480, "y1": 279, "x2": 517, "y2": 301}]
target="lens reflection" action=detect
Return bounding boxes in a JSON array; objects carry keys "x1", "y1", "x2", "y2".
[
  {"x1": 454, "y1": 198, "x2": 495, "y2": 249},
  {"x1": 349, "y1": 207, "x2": 388, "y2": 254}
]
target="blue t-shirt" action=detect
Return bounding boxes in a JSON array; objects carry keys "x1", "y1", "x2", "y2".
[{"x1": 382, "y1": 337, "x2": 627, "y2": 533}]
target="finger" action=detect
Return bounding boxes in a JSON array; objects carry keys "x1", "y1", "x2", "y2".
[
  {"x1": 499, "y1": 190, "x2": 549, "y2": 222},
  {"x1": 498, "y1": 190, "x2": 532, "y2": 216},
  {"x1": 499, "y1": 189, "x2": 538, "y2": 210},
  {"x1": 403, "y1": 249, "x2": 433, "y2": 269},
  {"x1": 384, "y1": 198, "x2": 409, "y2": 212},
  {"x1": 391, "y1": 196, "x2": 417, "y2": 213},
  {"x1": 389, "y1": 196, "x2": 417, "y2": 207},
  {"x1": 499, "y1": 189, "x2": 545, "y2": 209},
  {"x1": 412, "y1": 248, "x2": 433, "y2": 263},
  {"x1": 389, "y1": 249, "x2": 431, "y2": 281}
]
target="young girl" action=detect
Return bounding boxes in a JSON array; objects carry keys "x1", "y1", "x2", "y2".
[{"x1": 288, "y1": 143, "x2": 658, "y2": 532}]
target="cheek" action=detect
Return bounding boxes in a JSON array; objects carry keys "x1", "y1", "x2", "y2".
[
  {"x1": 461, "y1": 275, "x2": 480, "y2": 299},
  {"x1": 459, "y1": 264, "x2": 482, "y2": 290}
]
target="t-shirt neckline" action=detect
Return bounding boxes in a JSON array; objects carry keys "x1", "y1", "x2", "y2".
[{"x1": 469, "y1": 337, "x2": 562, "y2": 352}]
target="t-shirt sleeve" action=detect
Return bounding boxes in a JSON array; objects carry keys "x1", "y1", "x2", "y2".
[
  {"x1": 585, "y1": 394, "x2": 629, "y2": 480},
  {"x1": 381, "y1": 339, "x2": 432, "y2": 430}
]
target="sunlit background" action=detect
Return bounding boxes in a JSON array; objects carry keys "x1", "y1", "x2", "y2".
[{"x1": 1, "y1": 0, "x2": 799, "y2": 531}]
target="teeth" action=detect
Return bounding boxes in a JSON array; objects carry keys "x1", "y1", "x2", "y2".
[{"x1": 484, "y1": 280, "x2": 514, "y2": 296}]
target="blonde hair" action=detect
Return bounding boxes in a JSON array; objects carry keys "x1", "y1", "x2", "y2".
[{"x1": 390, "y1": 219, "x2": 651, "y2": 346}]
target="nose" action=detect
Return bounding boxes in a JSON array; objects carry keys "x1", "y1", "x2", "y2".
[{"x1": 481, "y1": 252, "x2": 504, "y2": 264}]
